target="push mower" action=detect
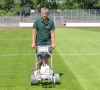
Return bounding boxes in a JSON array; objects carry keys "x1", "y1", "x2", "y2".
[{"x1": 30, "y1": 46, "x2": 60, "y2": 86}]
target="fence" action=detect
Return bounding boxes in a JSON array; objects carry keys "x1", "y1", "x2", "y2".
[{"x1": 0, "y1": 9, "x2": 100, "y2": 27}]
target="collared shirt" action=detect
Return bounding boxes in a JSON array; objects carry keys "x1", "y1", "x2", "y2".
[{"x1": 33, "y1": 17, "x2": 55, "y2": 45}]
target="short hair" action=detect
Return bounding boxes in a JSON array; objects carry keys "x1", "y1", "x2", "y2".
[{"x1": 41, "y1": 7, "x2": 49, "y2": 13}]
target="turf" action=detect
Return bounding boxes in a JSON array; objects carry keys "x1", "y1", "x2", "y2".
[{"x1": 0, "y1": 28, "x2": 100, "y2": 90}]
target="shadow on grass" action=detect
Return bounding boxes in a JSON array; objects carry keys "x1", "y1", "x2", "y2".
[
  {"x1": 42, "y1": 80, "x2": 61, "y2": 88},
  {"x1": 59, "y1": 72, "x2": 63, "y2": 77},
  {"x1": 42, "y1": 81, "x2": 55, "y2": 88},
  {"x1": 31, "y1": 80, "x2": 58, "y2": 88}
]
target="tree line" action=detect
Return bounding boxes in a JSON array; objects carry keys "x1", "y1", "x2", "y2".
[{"x1": 0, "y1": 0, "x2": 100, "y2": 16}]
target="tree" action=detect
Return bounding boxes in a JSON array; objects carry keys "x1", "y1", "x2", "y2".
[
  {"x1": 30, "y1": 0, "x2": 58, "y2": 9},
  {"x1": 0, "y1": 0, "x2": 4, "y2": 10},
  {"x1": 76, "y1": 0, "x2": 99, "y2": 9},
  {"x1": 0, "y1": 0, "x2": 100, "y2": 16},
  {"x1": 0, "y1": 0, "x2": 21, "y2": 16},
  {"x1": 94, "y1": 0, "x2": 100, "y2": 9},
  {"x1": 85, "y1": 0, "x2": 98, "y2": 9},
  {"x1": 10, "y1": 1, "x2": 22, "y2": 15},
  {"x1": 59, "y1": 0, "x2": 79, "y2": 9}
]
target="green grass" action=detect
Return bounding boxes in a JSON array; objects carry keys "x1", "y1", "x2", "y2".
[{"x1": 0, "y1": 28, "x2": 100, "y2": 90}]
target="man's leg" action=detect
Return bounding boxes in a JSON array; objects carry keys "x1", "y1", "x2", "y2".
[
  {"x1": 38, "y1": 58, "x2": 48, "y2": 69},
  {"x1": 44, "y1": 58, "x2": 49, "y2": 65},
  {"x1": 44, "y1": 46, "x2": 52, "y2": 65},
  {"x1": 38, "y1": 60, "x2": 43, "y2": 69},
  {"x1": 37, "y1": 46, "x2": 51, "y2": 68},
  {"x1": 36, "y1": 49, "x2": 44, "y2": 69}
]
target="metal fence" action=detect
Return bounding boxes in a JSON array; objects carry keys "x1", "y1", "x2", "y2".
[{"x1": 0, "y1": 9, "x2": 100, "y2": 27}]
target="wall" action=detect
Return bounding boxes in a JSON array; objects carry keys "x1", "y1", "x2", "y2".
[{"x1": 19, "y1": 23, "x2": 100, "y2": 28}]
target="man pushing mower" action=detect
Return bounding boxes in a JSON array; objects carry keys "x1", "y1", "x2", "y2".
[
  {"x1": 30, "y1": 7, "x2": 60, "y2": 86},
  {"x1": 31, "y1": 7, "x2": 55, "y2": 68}
]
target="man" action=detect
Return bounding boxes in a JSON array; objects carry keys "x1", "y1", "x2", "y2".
[{"x1": 31, "y1": 7, "x2": 55, "y2": 68}]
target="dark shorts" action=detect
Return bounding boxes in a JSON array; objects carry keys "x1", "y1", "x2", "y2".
[{"x1": 36, "y1": 45, "x2": 52, "y2": 60}]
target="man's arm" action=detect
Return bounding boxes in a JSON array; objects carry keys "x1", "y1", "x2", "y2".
[
  {"x1": 31, "y1": 28, "x2": 36, "y2": 49},
  {"x1": 51, "y1": 30, "x2": 56, "y2": 49}
]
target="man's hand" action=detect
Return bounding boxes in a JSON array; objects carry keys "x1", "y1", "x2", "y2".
[
  {"x1": 31, "y1": 43, "x2": 36, "y2": 49},
  {"x1": 51, "y1": 43, "x2": 56, "y2": 49}
]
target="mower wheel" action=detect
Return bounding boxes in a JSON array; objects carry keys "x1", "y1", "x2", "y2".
[
  {"x1": 54, "y1": 73, "x2": 60, "y2": 84},
  {"x1": 31, "y1": 74, "x2": 36, "y2": 85}
]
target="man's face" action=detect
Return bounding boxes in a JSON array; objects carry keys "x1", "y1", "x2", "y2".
[{"x1": 41, "y1": 11, "x2": 48, "y2": 20}]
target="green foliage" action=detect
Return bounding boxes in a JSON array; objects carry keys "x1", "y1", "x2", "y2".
[
  {"x1": 0, "y1": 0, "x2": 100, "y2": 16},
  {"x1": 0, "y1": 10, "x2": 7, "y2": 16},
  {"x1": 60, "y1": 0, "x2": 79, "y2": 9},
  {"x1": 0, "y1": 1, "x2": 5, "y2": 9},
  {"x1": 31, "y1": 0, "x2": 58, "y2": 9},
  {"x1": 0, "y1": 0, "x2": 22, "y2": 16},
  {"x1": 10, "y1": 1, "x2": 22, "y2": 15}
]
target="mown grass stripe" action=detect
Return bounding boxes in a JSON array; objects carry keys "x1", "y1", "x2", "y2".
[
  {"x1": 55, "y1": 28, "x2": 100, "y2": 90},
  {"x1": 52, "y1": 50, "x2": 84, "y2": 90}
]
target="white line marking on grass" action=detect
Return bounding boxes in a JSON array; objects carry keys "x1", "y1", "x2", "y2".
[
  {"x1": 0, "y1": 54, "x2": 33, "y2": 56},
  {"x1": 0, "y1": 39, "x2": 30, "y2": 40},
  {"x1": 0, "y1": 53, "x2": 100, "y2": 56}
]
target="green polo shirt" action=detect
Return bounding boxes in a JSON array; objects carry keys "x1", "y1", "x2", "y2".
[{"x1": 33, "y1": 17, "x2": 55, "y2": 45}]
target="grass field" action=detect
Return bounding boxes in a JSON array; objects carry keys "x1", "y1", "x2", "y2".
[{"x1": 0, "y1": 28, "x2": 100, "y2": 90}]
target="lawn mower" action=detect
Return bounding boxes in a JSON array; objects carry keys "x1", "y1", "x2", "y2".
[{"x1": 30, "y1": 46, "x2": 60, "y2": 86}]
